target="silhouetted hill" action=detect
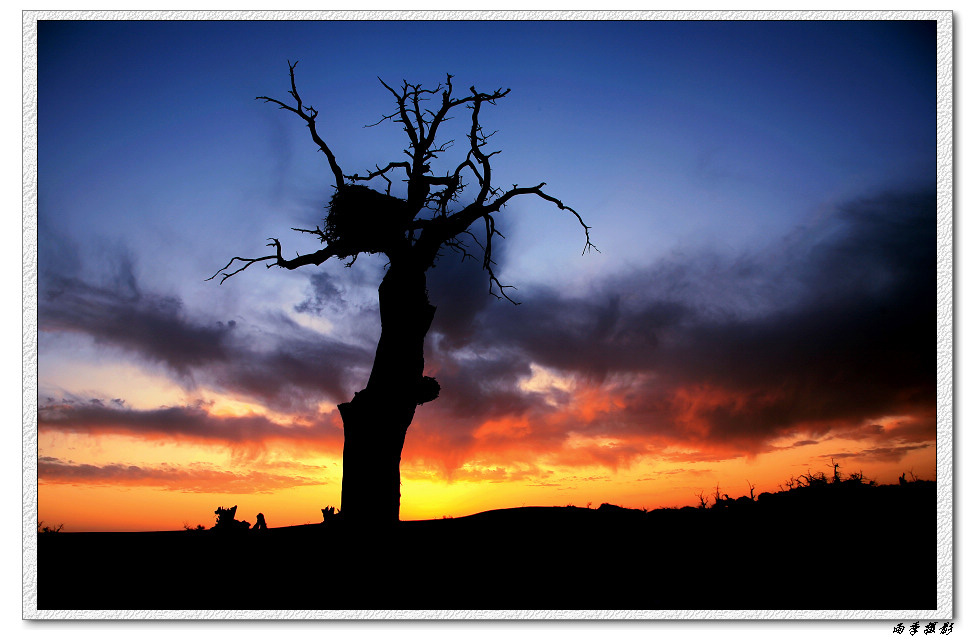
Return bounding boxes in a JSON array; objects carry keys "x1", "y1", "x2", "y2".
[{"x1": 36, "y1": 480, "x2": 936, "y2": 611}]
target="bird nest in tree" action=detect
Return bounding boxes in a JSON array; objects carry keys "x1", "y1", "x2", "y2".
[{"x1": 325, "y1": 185, "x2": 409, "y2": 258}]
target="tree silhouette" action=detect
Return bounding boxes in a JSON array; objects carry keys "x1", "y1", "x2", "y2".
[{"x1": 211, "y1": 62, "x2": 594, "y2": 527}]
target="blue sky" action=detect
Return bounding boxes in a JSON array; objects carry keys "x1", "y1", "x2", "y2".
[
  {"x1": 38, "y1": 20, "x2": 935, "y2": 286},
  {"x1": 34, "y1": 18, "x2": 941, "y2": 530}
]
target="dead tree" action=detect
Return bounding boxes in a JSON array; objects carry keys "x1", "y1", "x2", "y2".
[{"x1": 210, "y1": 62, "x2": 594, "y2": 528}]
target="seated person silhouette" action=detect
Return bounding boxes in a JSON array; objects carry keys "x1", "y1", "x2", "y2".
[{"x1": 253, "y1": 512, "x2": 267, "y2": 530}]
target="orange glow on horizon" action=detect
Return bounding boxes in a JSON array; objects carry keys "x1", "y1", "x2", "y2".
[
  {"x1": 37, "y1": 381, "x2": 938, "y2": 532},
  {"x1": 38, "y1": 427, "x2": 935, "y2": 532}
]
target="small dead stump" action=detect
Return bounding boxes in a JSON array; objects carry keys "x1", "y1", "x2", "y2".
[{"x1": 213, "y1": 505, "x2": 251, "y2": 531}]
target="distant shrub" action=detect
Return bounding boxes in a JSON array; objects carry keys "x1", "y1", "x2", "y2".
[
  {"x1": 899, "y1": 470, "x2": 924, "y2": 485},
  {"x1": 711, "y1": 484, "x2": 732, "y2": 509},
  {"x1": 844, "y1": 470, "x2": 874, "y2": 486},
  {"x1": 799, "y1": 470, "x2": 829, "y2": 488},
  {"x1": 38, "y1": 521, "x2": 64, "y2": 534}
]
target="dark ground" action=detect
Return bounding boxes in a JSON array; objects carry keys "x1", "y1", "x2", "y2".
[{"x1": 36, "y1": 480, "x2": 937, "y2": 611}]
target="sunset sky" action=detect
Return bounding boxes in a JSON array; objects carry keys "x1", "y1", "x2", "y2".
[{"x1": 35, "y1": 18, "x2": 940, "y2": 532}]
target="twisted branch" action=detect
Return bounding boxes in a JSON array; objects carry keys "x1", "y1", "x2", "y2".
[
  {"x1": 256, "y1": 60, "x2": 345, "y2": 188},
  {"x1": 206, "y1": 238, "x2": 339, "y2": 284}
]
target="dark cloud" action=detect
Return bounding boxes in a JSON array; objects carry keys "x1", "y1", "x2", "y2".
[
  {"x1": 411, "y1": 188, "x2": 937, "y2": 466},
  {"x1": 38, "y1": 397, "x2": 344, "y2": 454},
  {"x1": 41, "y1": 268, "x2": 234, "y2": 375},
  {"x1": 293, "y1": 270, "x2": 344, "y2": 315},
  {"x1": 38, "y1": 457, "x2": 327, "y2": 493},
  {"x1": 292, "y1": 258, "x2": 385, "y2": 320},
  {"x1": 204, "y1": 311, "x2": 371, "y2": 413},
  {"x1": 39, "y1": 255, "x2": 372, "y2": 411},
  {"x1": 426, "y1": 349, "x2": 537, "y2": 419},
  {"x1": 425, "y1": 245, "x2": 501, "y2": 351},
  {"x1": 820, "y1": 443, "x2": 932, "y2": 463}
]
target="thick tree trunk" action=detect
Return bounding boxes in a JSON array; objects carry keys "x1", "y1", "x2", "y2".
[{"x1": 337, "y1": 260, "x2": 437, "y2": 528}]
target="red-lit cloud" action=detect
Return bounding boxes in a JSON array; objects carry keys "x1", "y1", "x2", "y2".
[{"x1": 37, "y1": 397, "x2": 344, "y2": 456}]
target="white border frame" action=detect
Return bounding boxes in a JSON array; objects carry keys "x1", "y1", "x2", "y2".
[{"x1": 21, "y1": 9, "x2": 954, "y2": 622}]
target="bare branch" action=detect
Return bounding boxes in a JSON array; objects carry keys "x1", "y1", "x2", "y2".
[
  {"x1": 363, "y1": 112, "x2": 398, "y2": 129},
  {"x1": 487, "y1": 273, "x2": 520, "y2": 305},
  {"x1": 292, "y1": 224, "x2": 327, "y2": 243},
  {"x1": 257, "y1": 61, "x2": 345, "y2": 188},
  {"x1": 412, "y1": 86, "x2": 426, "y2": 142},
  {"x1": 442, "y1": 234, "x2": 478, "y2": 263},
  {"x1": 206, "y1": 250, "x2": 279, "y2": 284},
  {"x1": 347, "y1": 161, "x2": 411, "y2": 185},
  {"x1": 468, "y1": 97, "x2": 493, "y2": 205},
  {"x1": 488, "y1": 183, "x2": 598, "y2": 255},
  {"x1": 378, "y1": 77, "x2": 419, "y2": 150},
  {"x1": 207, "y1": 237, "x2": 340, "y2": 284}
]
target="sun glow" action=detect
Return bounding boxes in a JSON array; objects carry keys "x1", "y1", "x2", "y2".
[
  {"x1": 206, "y1": 396, "x2": 271, "y2": 418},
  {"x1": 518, "y1": 362, "x2": 574, "y2": 398}
]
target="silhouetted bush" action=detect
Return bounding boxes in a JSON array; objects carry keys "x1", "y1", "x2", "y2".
[
  {"x1": 799, "y1": 470, "x2": 829, "y2": 488},
  {"x1": 691, "y1": 465, "x2": 928, "y2": 522},
  {"x1": 37, "y1": 521, "x2": 63, "y2": 534}
]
